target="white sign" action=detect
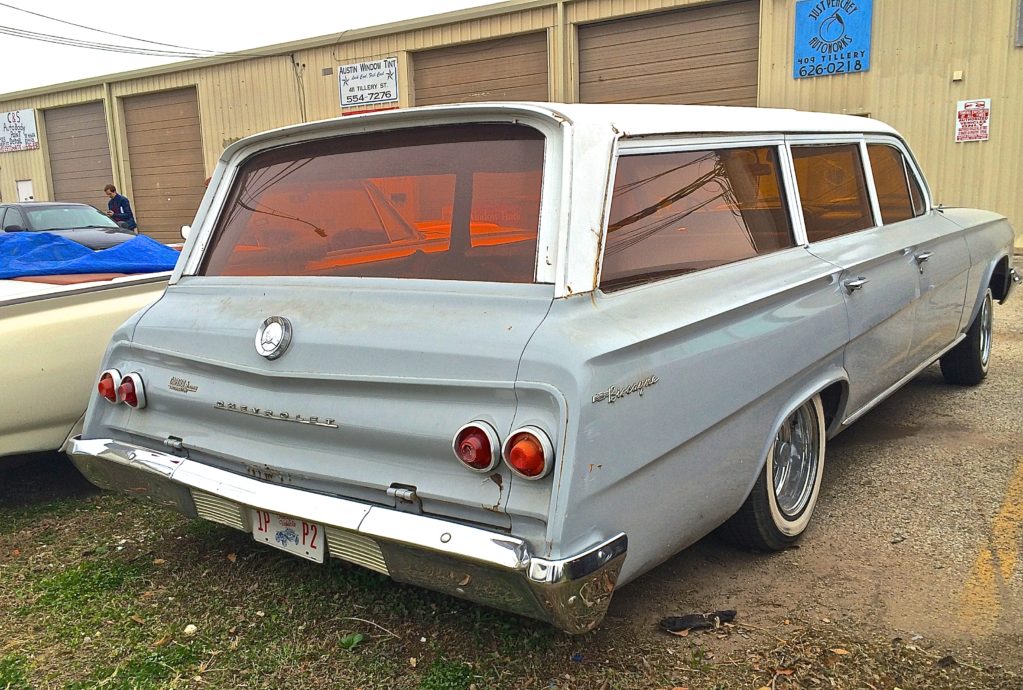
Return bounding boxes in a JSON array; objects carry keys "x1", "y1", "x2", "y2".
[
  {"x1": 955, "y1": 99, "x2": 991, "y2": 143},
  {"x1": 339, "y1": 57, "x2": 399, "y2": 108},
  {"x1": 1, "y1": 109, "x2": 40, "y2": 153}
]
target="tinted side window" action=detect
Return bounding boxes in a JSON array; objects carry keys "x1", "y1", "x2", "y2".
[
  {"x1": 3, "y1": 208, "x2": 26, "y2": 229},
  {"x1": 792, "y1": 144, "x2": 874, "y2": 242},
  {"x1": 600, "y1": 146, "x2": 794, "y2": 291},
  {"x1": 868, "y1": 144, "x2": 926, "y2": 223}
]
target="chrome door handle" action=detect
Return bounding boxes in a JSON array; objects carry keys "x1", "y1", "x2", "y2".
[
  {"x1": 843, "y1": 277, "x2": 869, "y2": 292},
  {"x1": 915, "y1": 251, "x2": 933, "y2": 264}
]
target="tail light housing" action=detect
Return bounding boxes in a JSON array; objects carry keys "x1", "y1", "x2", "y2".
[
  {"x1": 502, "y1": 426, "x2": 554, "y2": 480},
  {"x1": 97, "y1": 369, "x2": 122, "y2": 403},
  {"x1": 116, "y1": 373, "x2": 147, "y2": 409},
  {"x1": 452, "y1": 421, "x2": 500, "y2": 472}
]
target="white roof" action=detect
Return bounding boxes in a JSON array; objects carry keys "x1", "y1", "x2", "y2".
[{"x1": 220, "y1": 102, "x2": 900, "y2": 163}]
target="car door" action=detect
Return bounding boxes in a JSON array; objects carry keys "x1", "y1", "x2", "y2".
[
  {"x1": 865, "y1": 141, "x2": 970, "y2": 366},
  {"x1": 789, "y1": 138, "x2": 919, "y2": 416}
]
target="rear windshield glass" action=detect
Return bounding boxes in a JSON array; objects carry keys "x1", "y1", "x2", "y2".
[{"x1": 201, "y1": 124, "x2": 545, "y2": 282}]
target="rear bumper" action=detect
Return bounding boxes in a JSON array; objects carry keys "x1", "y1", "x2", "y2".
[{"x1": 68, "y1": 437, "x2": 626, "y2": 634}]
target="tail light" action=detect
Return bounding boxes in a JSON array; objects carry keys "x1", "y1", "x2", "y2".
[
  {"x1": 452, "y1": 421, "x2": 500, "y2": 472},
  {"x1": 97, "y1": 369, "x2": 122, "y2": 403},
  {"x1": 502, "y1": 426, "x2": 554, "y2": 480},
  {"x1": 116, "y1": 373, "x2": 147, "y2": 409}
]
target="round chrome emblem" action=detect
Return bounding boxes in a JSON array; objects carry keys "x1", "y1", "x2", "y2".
[{"x1": 255, "y1": 316, "x2": 293, "y2": 360}]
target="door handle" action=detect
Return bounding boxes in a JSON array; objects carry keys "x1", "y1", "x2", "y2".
[
  {"x1": 915, "y1": 251, "x2": 933, "y2": 264},
  {"x1": 843, "y1": 277, "x2": 869, "y2": 292}
]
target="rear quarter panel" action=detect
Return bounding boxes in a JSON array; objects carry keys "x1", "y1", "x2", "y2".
[
  {"x1": 518, "y1": 248, "x2": 849, "y2": 580},
  {"x1": 941, "y1": 208, "x2": 1016, "y2": 327}
]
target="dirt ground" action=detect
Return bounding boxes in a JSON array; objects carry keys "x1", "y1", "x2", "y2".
[{"x1": 611, "y1": 292, "x2": 1023, "y2": 670}]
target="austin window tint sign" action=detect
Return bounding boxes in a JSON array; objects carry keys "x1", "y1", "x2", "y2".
[{"x1": 793, "y1": 0, "x2": 873, "y2": 79}]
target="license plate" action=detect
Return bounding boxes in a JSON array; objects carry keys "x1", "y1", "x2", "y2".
[{"x1": 251, "y1": 509, "x2": 326, "y2": 563}]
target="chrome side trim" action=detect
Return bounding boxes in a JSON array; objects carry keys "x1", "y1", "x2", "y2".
[
  {"x1": 68, "y1": 437, "x2": 627, "y2": 633},
  {"x1": 841, "y1": 334, "x2": 965, "y2": 427}
]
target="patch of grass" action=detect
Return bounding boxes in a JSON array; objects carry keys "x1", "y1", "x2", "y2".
[
  {"x1": 0, "y1": 654, "x2": 31, "y2": 690},
  {"x1": 64, "y1": 641, "x2": 204, "y2": 690},
  {"x1": 418, "y1": 659, "x2": 478, "y2": 690},
  {"x1": 33, "y1": 558, "x2": 145, "y2": 608}
]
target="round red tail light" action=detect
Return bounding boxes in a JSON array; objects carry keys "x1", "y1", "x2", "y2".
[
  {"x1": 502, "y1": 426, "x2": 554, "y2": 480},
  {"x1": 97, "y1": 369, "x2": 122, "y2": 403},
  {"x1": 116, "y1": 373, "x2": 147, "y2": 409},
  {"x1": 452, "y1": 421, "x2": 500, "y2": 472}
]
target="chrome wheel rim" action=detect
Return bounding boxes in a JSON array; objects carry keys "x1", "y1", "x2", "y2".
[
  {"x1": 772, "y1": 402, "x2": 821, "y2": 519},
  {"x1": 979, "y1": 293, "x2": 992, "y2": 369}
]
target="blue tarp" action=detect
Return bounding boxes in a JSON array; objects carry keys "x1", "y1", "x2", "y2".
[{"x1": 0, "y1": 232, "x2": 180, "y2": 279}]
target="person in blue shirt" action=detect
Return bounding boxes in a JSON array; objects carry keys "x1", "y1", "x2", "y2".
[{"x1": 103, "y1": 184, "x2": 138, "y2": 230}]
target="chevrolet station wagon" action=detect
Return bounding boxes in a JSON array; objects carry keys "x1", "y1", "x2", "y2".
[{"x1": 69, "y1": 103, "x2": 1017, "y2": 633}]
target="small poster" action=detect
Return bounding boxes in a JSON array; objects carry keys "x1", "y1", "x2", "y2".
[
  {"x1": 0, "y1": 109, "x2": 40, "y2": 153},
  {"x1": 794, "y1": 0, "x2": 873, "y2": 79},
  {"x1": 338, "y1": 57, "x2": 399, "y2": 108},
  {"x1": 955, "y1": 99, "x2": 991, "y2": 143}
]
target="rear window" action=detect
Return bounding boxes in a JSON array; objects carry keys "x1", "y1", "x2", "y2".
[{"x1": 201, "y1": 124, "x2": 544, "y2": 282}]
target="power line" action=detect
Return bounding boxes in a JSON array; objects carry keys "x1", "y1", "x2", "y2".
[
  {"x1": 0, "y1": 1, "x2": 221, "y2": 54},
  {"x1": 0, "y1": 24, "x2": 210, "y2": 58}
]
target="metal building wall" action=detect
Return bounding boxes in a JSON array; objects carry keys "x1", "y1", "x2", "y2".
[
  {"x1": 0, "y1": 86, "x2": 104, "y2": 204},
  {"x1": 759, "y1": 0, "x2": 1023, "y2": 248}
]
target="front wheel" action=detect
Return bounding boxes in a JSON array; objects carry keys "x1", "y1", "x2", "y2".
[
  {"x1": 940, "y1": 289, "x2": 993, "y2": 386},
  {"x1": 721, "y1": 394, "x2": 827, "y2": 551}
]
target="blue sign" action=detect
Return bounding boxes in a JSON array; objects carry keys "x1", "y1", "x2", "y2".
[{"x1": 793, "y1": 0, "x2": 873, "y2": 79}]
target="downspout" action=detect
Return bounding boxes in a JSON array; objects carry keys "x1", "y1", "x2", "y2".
[
  {"x1": 290, "y1": 53, "x2": 309, "y2": 123},
  {"x1": 102, "y1": 81, "x2": 123, "y2": 188}
]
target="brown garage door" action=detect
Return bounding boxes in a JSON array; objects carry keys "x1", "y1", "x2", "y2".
[
  {"x1": 579, "y1": 1, "x2": 759, "y2": 105},
  {"x1": 44, "y1": 102, "x2": 114, "y2": 208},
  {"x1": 123, "y1": 88, "x2": 206, "y2": 243},
  {"x1": 413, "y1": 32, "x2": 549, "y2": 106}
]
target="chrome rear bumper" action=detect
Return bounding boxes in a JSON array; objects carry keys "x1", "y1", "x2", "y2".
[{"x1": 68, "y1": 437, "x2": 626, "y2": 633}]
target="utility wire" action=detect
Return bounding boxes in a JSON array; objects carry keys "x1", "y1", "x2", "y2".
[
  {"x1": 0, "y1": 0, "x2": 222, "y2": 53},
  {"x1": 0, "y1": 24, "x2": 211, "y2": 57}
]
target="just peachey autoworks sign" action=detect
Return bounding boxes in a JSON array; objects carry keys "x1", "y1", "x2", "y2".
[
  {"x1": 1, "y1": 109, "x2": 39, "y2": 153},
  {"x1": 794, "y1": 0, "x2": 873, "y2": 79}
]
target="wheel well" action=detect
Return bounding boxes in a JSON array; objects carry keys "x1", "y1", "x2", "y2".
[
  {"x1": 818, "y1": 381, "x2": 845, "y2": 434},
  {"x1": 991, "y1": 256, "x2": 1011, "y2": 302}
]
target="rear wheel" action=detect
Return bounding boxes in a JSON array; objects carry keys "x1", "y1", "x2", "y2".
[
  {"x1": 722, "y1": 394, "x2": 826, "y2": 551},
  {"x1": 940, "y1": 289, "x2": 993, "y2": 386}
]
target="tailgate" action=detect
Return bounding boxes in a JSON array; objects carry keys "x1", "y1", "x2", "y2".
[{"x1": 84, "y1": 277, "x2": 556, "y2": 528}]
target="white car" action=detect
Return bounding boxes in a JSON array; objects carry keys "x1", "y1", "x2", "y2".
[
  {"x1": 68, "y1": 103, "x2": 1016, "y2": 632},
  {"x1": 1, "y1": 272, "x2": 168, "y2": 459}
]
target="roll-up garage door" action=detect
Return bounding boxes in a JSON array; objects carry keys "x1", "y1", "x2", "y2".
[
  {"x1": 578, "y1": 1, "x2": 759, "y2": 106},
  {"x1": 123, "y1": 88, "x2": 206, "y2": 243},
  {"x1": 413, "y1": 32, "x2": 549, "y2": 106},
  {"x1": 44, "y1": 102, "x2": 114, "y2": 208}
]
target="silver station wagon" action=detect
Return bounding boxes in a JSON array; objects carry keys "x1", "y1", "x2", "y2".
[{"x1": 69, "y1": 103, "x2": 1017, "y2": 633}]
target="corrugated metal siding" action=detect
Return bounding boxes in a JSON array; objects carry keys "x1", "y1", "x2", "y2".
[
  {"x1": 413, "y1": 32, "x2": 550, "y2": 105},
  {"x1": 43, "y1": 102, "x2": 114, "y2": 208},
  {"x1": 123, "y1": 88, "x2": 206, "y2": 243},
  {"x1": 759, "y1": 0, "x2": 1023, "y2": 248},
  {"x1": 578, "y1": 1, "x2": 759, "y2": 105},
  {"x1": 0, "y1": 86, "x2": 106, "y2": 203}
]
